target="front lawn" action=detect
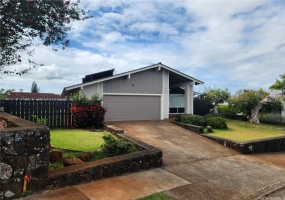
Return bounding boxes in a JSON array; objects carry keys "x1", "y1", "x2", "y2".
[
  {"x1": 205, "y1": 119, "x2": 285, "y2": 142},
  {"x1": 50, "y1": 129, "x2": 112, "y2": 152}
]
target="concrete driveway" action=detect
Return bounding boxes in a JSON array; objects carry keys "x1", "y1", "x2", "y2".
[
  {"x1": 110, "y1": 120, "x2": 285, "y2": 200},
  {"x1": 24, "y1": 120, "x2": 285, "y2": 200}
]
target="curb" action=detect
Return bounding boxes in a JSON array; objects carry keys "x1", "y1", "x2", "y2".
[{"x1": 244, "y1": 180, "x2": 285, "y2": 200}]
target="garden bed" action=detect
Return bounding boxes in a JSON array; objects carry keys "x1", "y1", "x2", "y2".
[
  {"x1": 28, "y1": 124, "x2": 162, "y2": 194},
  {"x1": 0, "y1": 112, "x2": 162, "y2": 199}
]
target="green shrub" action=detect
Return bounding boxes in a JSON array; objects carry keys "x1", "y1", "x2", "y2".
[
  {"x1": 101, "y1": 135, "x2": 137, "y2": 157},
  {"x1": 204, "y1": 113, "x2": 221, "y2": 119},
  {"x1": 206, "y1": 117, "x2": 227, "y2": 129},
  {"x1": 259, "y1": 113, "x2": 285, "y2": 125},
  {"x1": 218, "y1": 105, "x2": 228, "y2": 115},
  {"x1": 31, "y1": 115, "x2": 48, "y2": 126},
  {"x1": 175, "y1": 114, "x2": 182, "y2": 122},
  {"x1": 177, "y1": 114, "x2": 206, "y2": 126}
]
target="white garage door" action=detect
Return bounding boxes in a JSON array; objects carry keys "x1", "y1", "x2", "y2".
[{"x1": 103, "y1": 95, "x2": 161, "y2": 121}]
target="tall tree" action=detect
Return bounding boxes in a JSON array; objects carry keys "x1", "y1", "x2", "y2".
[
  {"x1": 198, "y1": 88, "x2": 230, "y2": 114},
  {"x1": 229, "y1": 89, "x2": 281, "y2": 123},
  {"x1": 31, "y1": 81, "x2": 39, "y2": 93},
  {"x1": 0, "y1": 88, "x2": 14, "y2": 100},
  {"x1": 0, "y1": 0, "x2": 88, "y2": 75},
  {"x1": 270, "y1": 73, "x2": 285, "y2": 96},
  {"x1": 249, "y1": 95, "x2": 275, "y2": 123},
  {"x1": 229, "y1": 89, "x2": 267, "y2": 117}
]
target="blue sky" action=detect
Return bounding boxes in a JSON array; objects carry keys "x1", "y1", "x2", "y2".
[{"x1": 0, "y1": 0, "x2": 284, "y2": 95}]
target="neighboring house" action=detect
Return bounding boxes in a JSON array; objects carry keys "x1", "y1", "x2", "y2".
[
  {"x1": 62, "y1": 63, "x2": 204, "y2": 121},
  {"x1": 269, "y1": 90, "x2": 285, "y2": 117},
  {"x1": 6, "y1": 91, "x2": 67, "y2": 100}
]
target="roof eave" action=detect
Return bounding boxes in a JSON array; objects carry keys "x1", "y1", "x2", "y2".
[{"x1": 62, "y1": 63, "x2": 204, "y2": 94}]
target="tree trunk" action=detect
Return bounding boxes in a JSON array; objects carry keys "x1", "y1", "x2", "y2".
[
  {"x1": 214, "y1": 103, "x2": 218, "y2": 114},
  {"x1": 249, "y1": 103, "x2": 263, "y2": 123},
  {"x1": 250, "y1": 96, "x2": 275, "y2": 123}
]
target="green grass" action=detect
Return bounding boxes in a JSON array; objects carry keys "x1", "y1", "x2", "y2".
[
  {"x1": 50, "y1": 129, "x2": 112, "y2": 152},
  {"x1": 206, "y1": 119, "x2": 285, "y2": 142},
  {"x1": 49, "y1": 163, "x2": 64, "y2": 170},
  {"x1": 137, "y1": 193, "x2": 172, "y2": 200}
]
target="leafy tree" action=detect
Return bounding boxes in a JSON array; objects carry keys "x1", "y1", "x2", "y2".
[
  {"x1": 31, "y1": 81, "x2": 39, "y2": 93},
  {"x1": 229, "y1": 89, "x2": 282, "y2": 122},
  {"x1": 229, "y1": 89, "x2": 266, "y2": 117},
  {"x1": 198, "y1": 88, "x2": 230, "y2": 114},
  {"x1": 0, "y1": 88, "x2": 14, "y2": 100},
  {"x1": 0, "y1": 0, "x2": 88, "y2": 75},
  {"x1": 269, "y1": 73, "x2": 285, "y2": 94}
]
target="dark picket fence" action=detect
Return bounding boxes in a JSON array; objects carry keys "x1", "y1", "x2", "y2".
[{"x1": 2, "y1": 99, "x2": 72, "y2": 129}]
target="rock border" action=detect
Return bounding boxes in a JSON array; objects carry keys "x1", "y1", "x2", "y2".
[{"x1": 202, "y1": 134, "x2": 285, "y2": 154}]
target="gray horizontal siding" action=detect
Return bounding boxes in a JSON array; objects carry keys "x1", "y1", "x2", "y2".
[
  {"x1": 103, "y1": 69, "x2": 162, "y2": 94},
  {"x1": 104, "y1": 95, "x2": 161, "y2": 121}
]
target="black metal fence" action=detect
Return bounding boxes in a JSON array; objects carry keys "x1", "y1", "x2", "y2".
[{"x1": 2, "y1": 100, "x2": 72, "y2": 129}]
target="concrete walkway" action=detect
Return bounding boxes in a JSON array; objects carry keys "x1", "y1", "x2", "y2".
[{"x1": 24, "y1": 121, "x2": 285, "y2": 200}]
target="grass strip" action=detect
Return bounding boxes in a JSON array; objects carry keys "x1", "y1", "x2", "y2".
[{"x1": 206, "y1": 119, "x2": 285, "y2": 142}]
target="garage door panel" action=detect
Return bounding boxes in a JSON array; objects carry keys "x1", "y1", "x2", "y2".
[{"x1": 104, "y1": 95, "x2": 160, "y2": 121}]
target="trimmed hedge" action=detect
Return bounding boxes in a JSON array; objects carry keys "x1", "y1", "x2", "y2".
[
  {"x1": 176, "y1": 114, "x2": 206, "y2": 126},
  {"x1": 175, "y1": 114, "x2": 228, "y2": 129},
  {"x1": 259, "y1": 113, "x2": 285, "y2": 125}
]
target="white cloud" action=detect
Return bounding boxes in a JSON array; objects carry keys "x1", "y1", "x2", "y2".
[{"x1": 1, "y1": 0, "x2": 284, "y2": 96}]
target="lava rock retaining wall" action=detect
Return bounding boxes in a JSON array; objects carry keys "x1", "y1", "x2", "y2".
[
  {"x1": 202, "y1": 134, "x2": 285, "y2": 154},
  {"x1": 0, "y1": 112, "x2": 50, "y2": 199},
  {"x1": 172, "y1": 121, "x2": 204, "y2": 134}
]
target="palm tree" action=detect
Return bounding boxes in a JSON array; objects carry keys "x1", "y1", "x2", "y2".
[{"x1": 269, "y1": 73, "x2": 285, "y2": 94}]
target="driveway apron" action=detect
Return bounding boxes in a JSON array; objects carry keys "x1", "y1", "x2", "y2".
[{"x1": 111, "y1": 120, "x2": 285, "y2": 200}]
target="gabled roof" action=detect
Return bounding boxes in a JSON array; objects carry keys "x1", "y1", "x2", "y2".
[
  {"x1": 62, "y1": 63, "x2": 204, "y2": 96},
  {"x1": 6, "y1": 92, "x2": 66, "y2": 100}
]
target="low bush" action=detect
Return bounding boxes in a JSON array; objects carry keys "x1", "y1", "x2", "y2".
[
  {"x1": 101, "y1": 135, "x2": 137, "y2": 157},
  {"x1": 204, "y1": 113, "x2": 221, "y2": 119},
  {"x1": 259, "y1": 113, "x2": 285, "y2": 125},
  {"x1": 206, "y1": 117, "x2": 228, "y2": 129},
  {"x1": 176, "y1": 114, "x2": 206, "y2": 126},
  {"x1": 176, "y1": 114, "x2": 228, "y2": 129},
  {"x1": 218, "y1": 105, "x2": 237, "y2": 119}
]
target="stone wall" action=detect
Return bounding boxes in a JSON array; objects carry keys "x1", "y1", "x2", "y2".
[
  {"x1": 202, "y1": 134, "x2": 285, "y2": 154},
  {"x1": 172, "y1": 121, "x2": 204, "y2": 134},
  {"x1": 0, "y1": 112, "x2": 50, "y2": 199}
]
